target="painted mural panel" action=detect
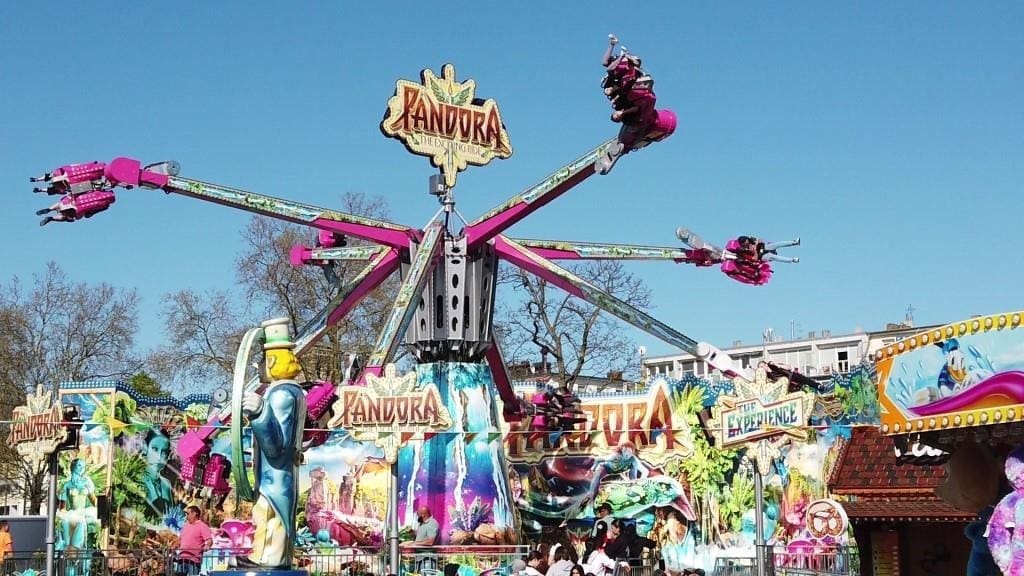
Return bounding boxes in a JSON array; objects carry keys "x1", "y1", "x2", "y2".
[
  {"x1": 54, "y1": 362, "x2": 878, "y2": 574},
  {"x1": 58, "y1": 382, "x2": 394, "y2": 559},
  {"x1": 300, "y1": 435, "x2": 387, "y2": 547},
  {"x1": 507, "y1": 366, "x2": 877, "y2": 571},
  {"x1": 394, "y1": 363, "x2": 517, "y2": 546},
  {"x1": 55, "y1": 365, "x2": 517, "y2": 562},
  {"x1": 55, "y1": 387, "x2": 112, "y2": 568},
  {"x1": 877, "y1": 311, "x2": 1024, "y2": 435}
]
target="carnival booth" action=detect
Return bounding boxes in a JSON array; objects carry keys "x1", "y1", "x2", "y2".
[{"x1": 875, "y1": 311, "x2": 1024, "y2": 576}]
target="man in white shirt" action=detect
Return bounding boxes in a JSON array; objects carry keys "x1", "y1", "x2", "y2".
[
  {"x1": 403, "y1": 506, "x2": 440, "y2": 547},
  {"x1": 403, "y1": 506, "x2": 440, "y2": 573}
]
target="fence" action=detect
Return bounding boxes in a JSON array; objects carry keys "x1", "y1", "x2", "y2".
[
  {"x1": 2, "y1": 551, "x2": 46, "y2": 575},
  {"x1": 8, "y1": 546, "x2": 530, "y2": 576},
  {"x1": 398, "y1": 545, "x2": 529, "y2": 576},
  {"x1": 712, "y1": 546, "x2": 860, "y2": 576},
  {"x1": 767, "y1": 546, "x2": 859, "y2": 576}
]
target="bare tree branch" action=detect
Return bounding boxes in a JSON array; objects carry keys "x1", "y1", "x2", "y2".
[
  {"x1": 496, "y1": 259, "x2": 652, "y2": 389},
  {"x1": 149, "y1": 192, "x2": 399, "y2": 388},
  {"x1": 0, "y1": 262, "x2": 140, "y2": 512}
]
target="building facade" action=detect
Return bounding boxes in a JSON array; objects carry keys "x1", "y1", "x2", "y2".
[{"x1": 641, "y1": 321, "x2": 936, "y2": 382}]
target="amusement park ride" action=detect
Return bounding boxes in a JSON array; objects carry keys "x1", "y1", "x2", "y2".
[{"x1": 32, "y1": 35, "x2": 799, "y2": 573}]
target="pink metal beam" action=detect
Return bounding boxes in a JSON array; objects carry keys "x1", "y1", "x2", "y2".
[
  {"x1": 494, "y1": 236, "x2": 702, "y2": 355},
  {"x1": 484, "y1": 338, "x2": 524, "y2": 420},
  {"x1": 165, "y1": 176, "x2": 413, "y2": 249},
  {"x1": 507, "y1": 238, "x2": 691, "y2": 262},
  {"x1": 465, "y1": 139, "x2": 616, "y2": 250},
  {"x1": 493, "y1": 236, "x2": 584, "y2": 298}
]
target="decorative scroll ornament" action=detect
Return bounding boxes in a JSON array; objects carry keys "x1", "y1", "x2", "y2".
[{"x1": 708, "y1": 365, "x2": 815, "y2": 477}]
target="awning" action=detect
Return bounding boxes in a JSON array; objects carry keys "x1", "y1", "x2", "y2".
[{"x1": 842, "y1": 499, "x2": 977, "y2": 523}]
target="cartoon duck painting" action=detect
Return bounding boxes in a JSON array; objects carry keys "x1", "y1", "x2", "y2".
[
  {"x1": 912, "y1": 338, "x2": 995, "y2": 407},
  {"x1": 936, "y1": 339, "x2": 968, "y2": 396}
]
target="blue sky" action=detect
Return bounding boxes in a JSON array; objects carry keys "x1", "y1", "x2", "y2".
[{"x1": 2, "y1": 2, "x2": 1022, "y2": 362}]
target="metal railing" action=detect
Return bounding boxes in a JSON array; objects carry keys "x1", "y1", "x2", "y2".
[
  {"x1": 2, "y1": 551, "x2": 47, "y2": 575},
  {"x1": 712, "y1": 546, "x2": 860, "y2": 576},
  {"x1": 397, "y1": 545, "x2": 529, "y2": 576},
  {"x1": 17, "y1": 546, "x2": 531, "y2": 576},
  {"x1": 57, "y1": 549, "x2": 173, "y2": 576},
  {"x1": 712, "y1": 556, "x2": 756, "y2": 576},
  {"x1": 611, "y1": 558, "x2": 660, "y2": 576},
  {"x1": 768, "y1": 546, "x2": 859, "y2": 576}
]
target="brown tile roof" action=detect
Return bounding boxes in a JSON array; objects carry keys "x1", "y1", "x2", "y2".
[
  {"x1": 842, "y1": 498, "x2": 977, "y2": 522},
  {"x1": 829, "y1": 426, "x2": 949, "y2": 496}
]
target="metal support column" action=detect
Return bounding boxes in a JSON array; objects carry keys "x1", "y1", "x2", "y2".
[
  {"x1": 754, "y1": 468, "x2": 766, "y2": 576},
  {"x1": 388, "y1": 462, "x2": 400, "y2": 576},
  {"x1": 45, "y1": 451, "x2": 59, "y2": 576}
]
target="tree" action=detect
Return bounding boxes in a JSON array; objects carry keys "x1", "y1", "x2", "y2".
[
  {"x1": 128, "y1": 372, "x2": 170, "y2": 398},
  {"x1": 147, "y1": 288, "x2": 245, "y2": 392},
  {"x1": 235, "y1": 191, "x2": 397, "y2": 377},
  {"x1": 0, "y1": 262, "x2": 141, "y2": 513},
  {"x1": 152, "y1": 191, "x2": 397, "y2": 389},
  {"x1": 497, "y1": 260, "x2": 652, "y2": 388}
]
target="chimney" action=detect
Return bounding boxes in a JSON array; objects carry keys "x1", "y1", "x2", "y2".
[
  {"x1": 732, "y1": 340, "x2": 743, "y2": 347},
  {"x1": 607, "y1": 371, "x2": 624, "y2": 381},
  {"x1": 822, "y1": 329, "x2": 831, "y2": 338},
  {"x1": 808, "y1": 331, "x2": 816, "y2": 339}
]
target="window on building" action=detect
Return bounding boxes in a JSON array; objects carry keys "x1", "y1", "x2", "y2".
[
  {"x1": 837, "y1": 350, "x2": 850, "y2": 373},
  {"x1": 681, "y1": 360, "x2": 695, "y2": 375},
  {"x1": 797, "y1": 350, "x2": 812, "y2": 373}
]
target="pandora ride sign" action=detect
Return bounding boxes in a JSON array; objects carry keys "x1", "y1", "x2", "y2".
[
  {"x1": 330, "y1": 364, "x2": 453, "y2": 463},
  {"x1": 7, "y1": 386, "x2": 68, "y2": 466},
  {"x1": 381, "y1": 64, "x2": 512, "y2": 188}
]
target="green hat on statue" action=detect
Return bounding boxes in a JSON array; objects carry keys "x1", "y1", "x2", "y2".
[{"x1": 261, "y1": 317, "x2": 296, "y2": 350}]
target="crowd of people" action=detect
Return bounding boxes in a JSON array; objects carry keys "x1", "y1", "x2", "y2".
[{"x1": 513, "y1": 504, "x2": 704, "y2": 576}]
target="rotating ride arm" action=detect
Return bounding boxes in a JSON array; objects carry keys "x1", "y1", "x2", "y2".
[
  {"x1": 494, "y1": 236, "x2": 750, "y2": 380},
  {"x1": 32, "y1": 157, "x2": 413, "y2": 249},
  {"x1": 465, "y1": 139, "x2": 617, "y2": 250},
  {"x1": 362, "y1": 222, "x2": 445, "y2": 379},
  {"x1": 484, "y1": 337, "x2": 526, "y2": 421},
  {"x1": 507, "y1": 228, "x2": 800, "y2": 285},
  {"x1": 508, "y1": 238, "x2": 693, "y2": 262}
]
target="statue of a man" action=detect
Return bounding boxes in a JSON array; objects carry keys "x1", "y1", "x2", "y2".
[{"x1": 239, "y1": 317, "x2": 307, "y2": 569}]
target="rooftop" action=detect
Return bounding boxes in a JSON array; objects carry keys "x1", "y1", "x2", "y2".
[
  {"x1": 829, "y1": 426, "x2": 948, "y2": 495},
  {"x1": 841, "y1": 499, "x2": 976, "y2": 522},
  {"x1": 829, "y1": 426, "x2": 976, "y2": 523}
]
